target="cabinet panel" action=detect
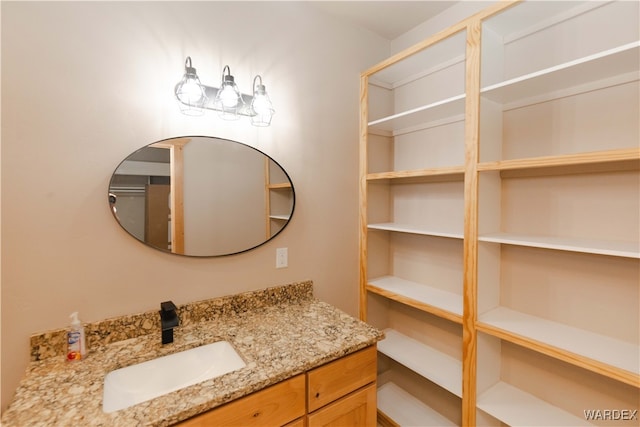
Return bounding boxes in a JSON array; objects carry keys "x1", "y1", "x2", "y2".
[
  {"x1": 307, "y1": 383, "x2": 377, "y2": 427},
  {"x1": 307, "y1": 346, "x2": 377, "y2": 412},
  {"x1": 177, "y1": 374, "x2": 305, "y2": 427}
]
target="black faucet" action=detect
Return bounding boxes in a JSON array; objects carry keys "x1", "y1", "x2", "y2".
[{"x1": 159, "y1": 301, "x2": 179, "y2": 345}]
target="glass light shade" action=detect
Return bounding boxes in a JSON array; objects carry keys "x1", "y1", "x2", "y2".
[
  {"x1": 214, "y1": 68, "x2": 243, "y2": 120},
  {"x1": 175, "y1": 58, "x2": 208, "y2": 116},
  {"x1": 250, "y1": 89, "x2": 274, "y2": 127}
]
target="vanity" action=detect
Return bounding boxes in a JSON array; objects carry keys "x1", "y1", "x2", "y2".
[
  {"x1": 178, "y1": 346, "x2": 377, "y2": 426},
  {"x1": 1, "y1": 281, "x2": 383, "y2": 426}
]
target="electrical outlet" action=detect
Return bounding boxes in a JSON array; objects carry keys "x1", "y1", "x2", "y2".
[{"x1": 276, "y1": 247, "x2": 288, "y2": 268}]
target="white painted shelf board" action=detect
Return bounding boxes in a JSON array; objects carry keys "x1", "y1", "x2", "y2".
[
  {"x1": 368, "y1": 94, "x2": 465, "y2": 133},
  {"x1": 371, "y1": 30, "x2": 466, "y2": 88},
  {"x1": 378, "y1": 382, "x2": 456, "y2": 427},
  {"x1": 484, "y1": 1, "x2": 609, "y2": 44},
  {"x1": 479, "y1": 307, "x2": 640, "y2": 375},
  {"x1": 378, "y1": 329, "x2": 463, "y2": 397},
  {"x1": 478, "y1": 232, "x2": 640, "y2": 259},
  {"x1": 269, "y1": 214, "x2": 290, "y2": 220},
  {"x1": 477, "y1": 382, "x2": 593, "y2": 426},
  {"x1": 369, "y1": 222, "x2": 464, "y2": 240},
  {"x1": 481, "y1": 41, "x2": 640, "y2": 105},
  {"x1": 369, "y1": 276, "x2": 462, "y2": 317}
]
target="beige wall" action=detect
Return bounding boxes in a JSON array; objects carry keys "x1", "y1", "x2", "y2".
[{"x1": 0, "y1": 1, "x2": 390, "y2": 410}]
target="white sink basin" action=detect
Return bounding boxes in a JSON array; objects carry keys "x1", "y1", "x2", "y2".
[{"x1": 102, "y1": 341, "x2": 246, "y2": 413}]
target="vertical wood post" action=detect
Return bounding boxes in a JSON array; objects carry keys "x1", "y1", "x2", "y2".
[{"x1": 462, "y1": 19, "x2": 482, "y2": 427}]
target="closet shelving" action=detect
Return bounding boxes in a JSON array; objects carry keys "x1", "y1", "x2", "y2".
[
  {"x1": 264, "y1": 158, "x2": 293, "y2": 238},
  {"x1": 361, "y1": 17, "x2": 468, "y2": 425},
  {"x1": 360, "y1": 1, "x2": 639, "y2": 426}
]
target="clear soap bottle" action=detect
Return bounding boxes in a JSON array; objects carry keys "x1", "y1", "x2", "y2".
[{"x1": 66, "y1": 312, "x2": 86, "y2": 361}]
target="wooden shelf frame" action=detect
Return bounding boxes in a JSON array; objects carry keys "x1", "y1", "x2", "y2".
[
  {"x1": 477, "y1": 307, "x2": 640, "y2": 387},
  {"x1": 359, "y1": 1, "x2": 639, "y2": 426},
  {"x1": 367, "y1": 276, "x2": 462, "y2": 323}
]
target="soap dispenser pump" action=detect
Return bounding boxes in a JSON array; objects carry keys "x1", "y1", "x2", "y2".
[{"x1": 67, "y1": 312, "x2": 87, "y2": 361}]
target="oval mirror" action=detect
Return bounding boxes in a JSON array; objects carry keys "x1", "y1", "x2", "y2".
[{"x1": 108, "y1": 136, "x2": 295, "y2": 257}]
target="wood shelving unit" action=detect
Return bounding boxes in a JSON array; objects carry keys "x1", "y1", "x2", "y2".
[
  {"x1": 264, "y1": 158, "x2": 294, "y2": 238},
  {"x1": 359, "y1": 1, "x2": 639, "y2": 425}
]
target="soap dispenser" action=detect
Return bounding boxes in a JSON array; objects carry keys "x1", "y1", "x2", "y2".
[{"x1": 67, "y1": 312, "x2": 87, "y2": 361}]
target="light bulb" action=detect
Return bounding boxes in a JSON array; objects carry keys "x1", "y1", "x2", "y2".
[
  {"x1": 250, "y1": 76, "x2": 274, "y2": 127},
  {"x1": 219, "y1": 84, "x2": 239, "y2": 108},
  {"x1": 174, "y1": 57, "x2": 207, "y2": 116}
]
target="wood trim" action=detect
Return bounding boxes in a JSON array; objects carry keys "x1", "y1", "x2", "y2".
[
  {"x1": 361, "y1": 1, "x2": 519, "y2": 78},
  {"x1": 366, "y1": 166, "x2": 465, "y2": 183},
  {"x1": 264, "y1": 157, "x2": 271, "y2": 239},
  {"x1": 366, "y1": 284, "x2": 463, "y2": 324},
  {"x1": 462, "y1": 19, "x2": 482, "y2": 427},
  {"x1": 478, "y1": 148, "x2": 640, "y2": 172},
  {"x1": 377, "y1": 409, "x2": 400, "y2": 427},
  {"x1": 359, "y1": 74, "x2": 369, "y2": 322},
  {"x1": 269, "y1": 182, "x2": 292, "y2": 189},
  {"x1": 476, "y1": 322, "x2": 640, "y2": 388},
  {"x1": 170, "y1": 143, "x2": 185, "y2": 254}
]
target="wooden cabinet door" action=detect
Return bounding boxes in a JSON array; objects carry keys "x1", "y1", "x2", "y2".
[
  {"x1": 307, "y1": 383, "x2": 377, "y2": 427},
  {"x1": 177, "y1": 374, "x2": 305, "y2": 427}
]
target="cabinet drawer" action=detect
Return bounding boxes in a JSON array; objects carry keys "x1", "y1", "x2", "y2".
[
  {"x1": 307, "y1": 345, "x2": 377, "y2": 412},
  {"x1": 177, "y1": 374, "x2": 305, "y2": 427},
  {"x1": 308, "y1": 383, "x2": 377, "y2": 427}
]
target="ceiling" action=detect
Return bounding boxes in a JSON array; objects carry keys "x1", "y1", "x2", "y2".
[{"x1": 309, "y1": 1, "x2": 458, "y2": 40}]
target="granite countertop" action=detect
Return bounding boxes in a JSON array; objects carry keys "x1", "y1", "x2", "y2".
[{"x1": 1, "y1": 281, "x2": 383, "y2": 426}]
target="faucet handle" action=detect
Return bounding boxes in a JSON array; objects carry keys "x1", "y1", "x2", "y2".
[{"x1": 160, "y1": 301, "x2": 177, "y2": 313}]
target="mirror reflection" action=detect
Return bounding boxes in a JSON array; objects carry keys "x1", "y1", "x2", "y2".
[{"x1": 108, "y1": 136, "x2": 295, "y2": 256}]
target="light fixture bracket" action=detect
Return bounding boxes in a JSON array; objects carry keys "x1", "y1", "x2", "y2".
[{"x1": 174, "y1": 82, "x2": 256, "y2": 117}]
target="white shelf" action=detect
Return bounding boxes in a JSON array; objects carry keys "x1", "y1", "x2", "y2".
[
  {"x1": 369, "y1": 276, "x2": 462, "y2": 318},
  {"x1": 378, "y1": 382, "x2": 456, "y2": 427},
  {"x1": 477, "y1": 381, "x2": 593, "y2": 426},
  {"x1": 479, "y1": 307, "x2": 640, "y2": 375},
  {"x1": 478, "y1": 232, "x2": 640, "y2": 259},
  {"x1": 372, "y1": 30, "x2": 466, "y2": 87},
  {"x1": 481, "y1": 41, "x2": 640, "y2": 106},
  {"x1": 368, "y1": 94, "x2": 465, "y2": 133},
  {"x1": 378, "y1": 329, "x2": 462, "y2": 397},
  {"x1": 269, "y1": 214, "x2": 290, "y2": 221},
  {"x1": 368, "y1": 222, "x2": 463, "y2": 240}
]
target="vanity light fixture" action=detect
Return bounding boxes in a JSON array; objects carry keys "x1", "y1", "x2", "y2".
[
  {"x1": 214, "y1": 65, "x2": 244, "y2": 120},
  {"x1": 250, "y1": 75, "x2": 275, "y2": 127},
  {"x1": 174, "y1": 57, "x2": 274, "y2": 126},
  {"x1": 174, "y1": 57, "x2": 208, "y2": 116}
]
